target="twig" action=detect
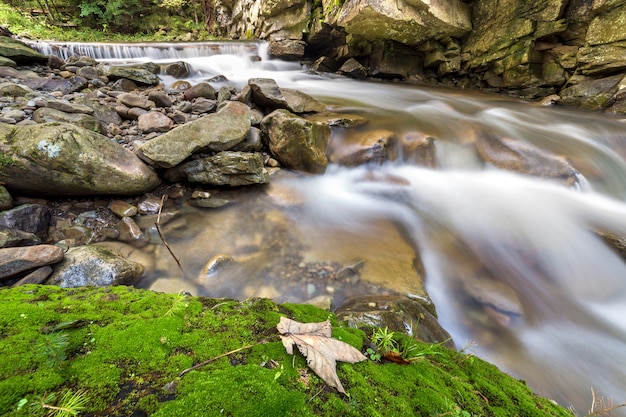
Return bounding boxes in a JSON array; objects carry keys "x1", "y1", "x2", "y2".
[
  {"x1": 179, "y1": 341, "x2": 267, "y2": 377},
  {"x1": 156, "y1": 195, "x2": 184, "y2": 274}
]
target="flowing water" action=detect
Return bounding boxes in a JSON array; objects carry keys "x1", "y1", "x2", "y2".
[{"x1": 31, "y1": 40, "x2": 626, "y2": 414}]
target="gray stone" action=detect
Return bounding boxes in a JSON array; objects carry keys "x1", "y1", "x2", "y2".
[
  {"x1": 0, "y1": 204, "x2": 50, "y2": 239},
  {"x1": 0, "y1": 245, "x2": 64, "y2": 281},
  {"x1": 138, "y1": 101, "x2": 251, "y2": 168},
  {"x1": 148, "y1": 91, "x2": 173, "y2": 108},
  {"x1": 0, "y1": 228, "x2": 41, "y2": 248},
  {"x1": 0, "y1": 36, "x2": 47, "y2": 64},
  {"x1": 338, "y1": 58, "x2": 368, "y2": 79},
  {"x1": 0, "y1": 185, "x2": 12, "y2": 210},
  {"x1": 183, "y1": 82, "x2": 216, "y2": 100},
  {"x1": 11, "y1": 265, "x2": 53, "y2": 286},
  {"x1": 249, "y1": 78, "x2": 290, "y2": 110},
  {"x1": 33, "y1": 107, "x2": 101, "y2": 132},
  {"x1": 98, "y1": 63, "x2": 160, "y2": 86},
  {"x1": 46, "y1": 244, "x2": 145, "y2": 287},
  {"x1": 138, "y1": 111, "x2": 173, "y2": 133},
  {"x1": 117, "y1": 93, "x2": 156, "y2": 110}
]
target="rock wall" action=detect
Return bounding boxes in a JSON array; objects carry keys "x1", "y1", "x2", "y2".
[{"x1": 214, "y1": 0, "x2": 626, "y2": 112}]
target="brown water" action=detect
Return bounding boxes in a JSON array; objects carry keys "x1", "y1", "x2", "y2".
[{"x1": 34, "y1": 41, "x2": 626, "y2": 415}]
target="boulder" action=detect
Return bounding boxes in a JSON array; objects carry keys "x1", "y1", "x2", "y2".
[
  {"x1": 0, "y1": 36, "x2": 47, "y2": 64},
  {"x1": 32, "y1": 107, "x2": 102, "y2": 132},
  {"x1": 560, "y1": 74, "x2": 625, "y2": 110},
  {"x1": 261, "y1": 109, "x2": 331, "y2": 174},
  {"x1": 164, "y1": 151, "x2": 269, "y2": 186},
  {"x1": 138, "y1": 101, "x2": 251, "y2": 168},
  {"x1": 0, "y1": 244, "x2": 64, "y2": 281},
  {"x1": 97, "y1": 63, "x2": 160, "y2": 86},
  {"x1": 0, "y1": 204, "x2": 50, "y2": 239},
  {"x1": 267, "y1": 39, "x2": 306, "y2": 60},
  {"x1": 0, "y1": 123, "x2": 160, "y2": 196},
  {"x1": 46, "y1": 244, "x2": 145, "y2": 287},
  {"x1": 249, "y1": 78, "x2": 290, "y2": 110},
  {"x1": 0, "y1": 185, "x2": 11, "y2": 210},
  {"x1": 0, "y1": 228, "x2": 41, "y2": 248}
]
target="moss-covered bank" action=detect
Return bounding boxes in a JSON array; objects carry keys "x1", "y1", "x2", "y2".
[{"x1": 0, "y1": 285, "x2": 573, "y2": 416}]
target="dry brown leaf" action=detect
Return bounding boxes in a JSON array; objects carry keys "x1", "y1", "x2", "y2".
[{"x1": 277, "y1": 316, "x2": 367, "y2": 393}]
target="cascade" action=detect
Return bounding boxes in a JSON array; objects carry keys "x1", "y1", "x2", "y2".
[{"x1": 30, "y1": 41, "x2": 626, "y2": 415}]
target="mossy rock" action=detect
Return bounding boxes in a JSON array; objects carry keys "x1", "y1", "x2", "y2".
[{"x1": 0, "y1": 285, "x2": 573, "y2": 416}]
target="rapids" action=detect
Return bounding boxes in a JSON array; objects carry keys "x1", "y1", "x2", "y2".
[{"x1": 30, "y1": 40, "x2": 626, "y2": 415}]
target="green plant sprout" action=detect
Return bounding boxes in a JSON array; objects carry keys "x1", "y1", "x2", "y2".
[
  {"x1": 19, "y1": 389, "x2": 89, "y2": 417},
  {"x1": 36, "y1": 331, "x2": 70, "y2": 368}
]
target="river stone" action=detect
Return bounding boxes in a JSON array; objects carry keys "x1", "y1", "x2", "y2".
[
  {"x1": 261, "y1": 109, "x2": 331, "y2": 174},
  {"x1": 249, "y1": 78, "x2": 290, "y2": 110},
  {"x1": 0, "y1": 36, "x2": 47, "y2": 64},
  {"x1": 0, "y1": 122, "x2": 160, "y2": 196},
  {"x1": 0, "y1": 228, "x2": 41, "y2": 248},
  {"x1": 46, "y1": 244, "x2": 145, "y2": 287},
  {"x1": 400, "y1": 132, "x2": 438, "y2": 167},
  {"x1": 267, "y1": 39, "x2": 306, "y2": 60},
  {"x1": 148, "y1": 91, "x2": 173, "y2": 108},
  {"x1": 45, "y1": 99, "x2": 95, "y2": 114},
  {"x1": 117, "y1": 93, "x2": 156, "y2": 110},
  {"x1": 0, "y1": 244, "x2": 64, "y2": 281},
  {"x1": 330, "y1": 129, "x2": 398, "y2": 166},
  {"x1": 164, "y1": 151, "x2": 269, "y2": 186},
  {"x1": 0, "y1": 56, "x2": 16, "y2": 68},
  {"x1": 0, "y1": 204, "x2": 50, "y2": 239},
  {"x1": 109, "y1": 200, "x2": 138, "y2": 218},
  {"x1": 72, "y1": 96, "x2": 123, "y2": 129},
  {"x1": 335, "y1": 295, "x2": 455, "y2": 348},
  {"x1": 33, "y1": 107, "x2": 101, "y2": 132},
  {"x1": 0, "y1": 81, "x2": 34, "y2": 97},
  {"x1": 474, "y1": 130, "x2": 579, "y2": 185},
  {"x1": 138, "y1": 101, "x2": 251, "y2": 168},
  {"x1": 281, "y1": 88, "x2": 326, "y2": 113},
  {"x1": 26, "y1": 76, "x2": 89, "y2": 95},
  {"x1": 138, "y1": 111, "x2": 173, "y2": 133},
  {"x1": 11, "y1": 265, "x2": 53, "y2": 286},
  {"x1": 183, "y1": 82, "x2": 217, "y2": 100},
  {"x1": 97, "y1": 63, "x2": 160, "y2": 86},
  {"x1": 338, "y1": 58, "x2": 368, "y2": 79},
  {"x1": 163, "y1": 61, "x2": 191, "y2": 78},
  {"x1": 0, "y1": 185, "x2": 12, "y2": 210}
]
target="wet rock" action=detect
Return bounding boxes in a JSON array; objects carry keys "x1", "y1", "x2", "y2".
[
  {"x1": 281, "y1": 88, "x2": 326, "y2": 113},
  {"x1": 474, "y1": 130, "x2": 580, "y2": 185},
  {"x1": 338, "y1": 58, "x2": 368, "y2": 80},
  {"x1": 330, "y1": 129, "x2": 398, "y2": 166},
  {"x1": 137, "y1": 194, "x2": 163, "y2": 214},
  {"x1": 0, "y1": 204, "x2": 50, "y2": 239},
  {"x1": 0, "y1": 36, "x2": 47, "y2": 64},
  {"x1": 232, "y1": 127, "x2": 263, "y2": 152},
  {"x1": 0, "y1": 244, "x2": 64, "y2": 281},
  {"x1": 111, "y1": 78, "x2": 138, "y2": 92},
  {"x1": 33, "y1": 107, "x2": 101, "y2": 132},
  {"x1": 138, "y1": 111, "x2": 173, "y2": 133},
  {"x1": 164, "y1": 151, "x2": 269, "y2": 186},
  {"x1": 267, "y1": 39, "x2": 306, "y2": 60},
  {"x1": 163, "y1": 61, "x2": 191, "y2": 78},
  {"x1": 183, "y1": 82, "x2": 216, "y2": 100},
  {"x1": 46, "y1": 244, "x2": 145, "y2": 287},
  {"x1": 249, "y1": 78, "x2": 289, "y2": 110},
  {"x1": 201, "y1": 254, "x2": 235, "y2": 276},
  {"x1": 559, "y1": 74, "x2": 625, "y2": 111},
  {"x1": 0, "y1": 81, "x2": 34, "y2": 97},
  {"x1": 77, "y1": 66, "x2": 99, "y2": 80},
  {"x1": 118, "y1": 216, "x2": 145, "y2": 244},
  {"x1": 0, "y1": 122, "x2": 160, "y2": 196},
  {"x1": 138, "y1": 101, "x2": 251, "y2": 168},
  {"x1": 108, "y1": 200, "x2": 138, "y2": 218},
  {"x1": 335, "y1": 295, "x2": 455, "y2": 348},
  {"x1": 305, "y1": 111, "x2": 369, "y2": 128},
  {"x1": 400, "y1": 133, "x2": 438, "y2": 167},
  {"x1": 261, "y1": 109, "x2": 331, "y2": 174},
  {"x1": 0, "y1": 228, "x2": 40, "y2": 248}
]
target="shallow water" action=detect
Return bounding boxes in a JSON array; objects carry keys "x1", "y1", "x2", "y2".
[{"x1": 32, "y1": 40, "x2": 626, "y2": 414}]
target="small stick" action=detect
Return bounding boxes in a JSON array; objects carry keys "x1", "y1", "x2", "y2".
[
  {"x1": 179, "y1": 341, "x2": 266, "y2": 377},
  {"x1": 156, "y1": 195, "x2": 184, "y2": 274}
]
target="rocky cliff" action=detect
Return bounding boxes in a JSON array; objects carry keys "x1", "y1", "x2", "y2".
[{"x1": 215, "y1": 0, "x2": 626, "y2": 112}]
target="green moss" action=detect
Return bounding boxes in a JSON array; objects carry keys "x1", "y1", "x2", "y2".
[{"x1": 0, "y1": 285, "x2": 574, "y2": 417}]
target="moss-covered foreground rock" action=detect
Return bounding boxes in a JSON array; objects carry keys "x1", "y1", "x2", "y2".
[{"x1": 0, "y1": 285, "x2": 573, "y2": 416}]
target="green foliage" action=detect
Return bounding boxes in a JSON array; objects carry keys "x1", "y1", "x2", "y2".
[
  {"x1": 25, "y1": 389, "x2": 89, "y2": 417},
  {"x1": 36, "y1": 331, "x2": 69, "y2": 369}
]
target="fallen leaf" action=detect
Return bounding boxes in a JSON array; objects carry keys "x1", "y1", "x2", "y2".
[{"x1": 277, "y1": 316, "x2": 367, "y2": 393}]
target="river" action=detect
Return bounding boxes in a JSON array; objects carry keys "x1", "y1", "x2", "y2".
[{"x1": 30, "y1": 40, "x2": 626, "y2": 415}]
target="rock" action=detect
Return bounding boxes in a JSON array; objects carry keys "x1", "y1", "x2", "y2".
[
  {"x1": 330, "y1": 129, "x2": 398, "y2": 166},
  {"x1": 0, "y1": 185, "x2": 12, "y2": 210},
  {"x1": 163, "y1": 61, "x2": 191, "y2": 78},
  {"x1": 249, "y1": 78, "x2": 290, "y2": 110},
  {"x1": 138, "y1": 111, "x2": 173, "y2": 133},
  {"x1": 336, "y1": 0, "x2": 471, "y2": 46},
  {"x1": 232, "y1": 127, "x2": 263, "y2": 152},
  {"x1": 98, "y1": 63, "x2": 160, "y2": 86},
  {"x1": 474, "y1": 130, "x2": 580, "y2": 185},
  {"x1": 138, "y1": 101, "x2": 251, "y2": 168},
  {"x1": 0, "y1": 204, "x2": 50, "y2": 239},
  {"x1": 560, "y1": 74, "x2": 625, "y2": 110},
  {"x1": 191, "y1": 97, "x2": 217, "y2": 113},
  {"x1": 45, "y1": 99, "x2": 95, "y2": 114},
  {"x1": 0, "y1": 123, "x2": 160, "y2": 196},
  {"x1": 24, "y1": 76, "x2": 89, "y2": 95},
  {"x1": 0, "y1": 81, "x2": 34, "y2": 97},
  {"x1": 281, "y1": 88, "x2": 326, "y2": 113},
  {"x1": 117, "y1": 93, "x2": 156, "y2": 110},
  {"x1": 0, "y1": 244, "x2": 64, "y2": 281},
  {"x1": 338, "y1": 58, "x2": 368, "y2": 79},
  {"x1": 108, "y1": 200, "x2": 138, "y2": 218},
  {"x1": 11, "y1": 265, "x2": 53, "y2": 286},
  {"x1": 111, "y1": 78, "x2": 138, "y2": 92},
  {"x1": 335, "y1": 295, "x2": 455, "y2": 348},
  {"x1": 72, "y1": 96, "x2": 123, "y2": 130},
  {"x1": 0, "y1": 56, "x2": 16, "y2": 68},
  {"x1": 118, "y1": 216, "x2": 145, "y2": 244},
  {"x1": 183, "y1": 82, "x2": 216, "y2": 100},
  {"x1": 46, "y1": 244, "x2": 145, "y2": 287},
  {"x1": 148, "y1": 90, "x2": 173, "y2": 108},
  {"x1": 267, "y1": 39, "x2": 306, "y2": 60},
  {"x1": 0, "y1": 228, "x2": 40, "y2": 248},
  {"x1": 77, "y1": 66, "x2": 99, "y2": 80},
  {"x1": 400, "y1": 132, "x2": 438, "y2": 167},
  {"x1": 261, "y1": 109, "x2": 331, "y2": 174},
  {"x1": 33, "y1": 107, "x2": 102, "y2": 132},
  {"x1": 0, "y1": 36, "x2": 47, "y2": 64},
  {"x1": 164, "y1": 151, "x2": 269, "y2": 186}
]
